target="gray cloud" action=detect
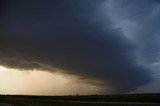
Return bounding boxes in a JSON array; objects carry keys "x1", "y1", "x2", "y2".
[
  {"x1": 103, "y1": 0, "x2": 160, "y2": 92},
  {"x1": 103, "y1": 0, "x2": 160, "y2": 65},
  {"x1": 0, "y1": 0, "x2": 153, "y2": 93}
]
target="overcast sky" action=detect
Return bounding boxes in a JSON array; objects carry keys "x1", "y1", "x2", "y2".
[{"x1": 0, "y1": 0, "x2": 160, "y2": 95}]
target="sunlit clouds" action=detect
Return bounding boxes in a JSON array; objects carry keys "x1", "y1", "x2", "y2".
[{"x1": 0, "y1": 66, "x2": 111, "y2": 95}]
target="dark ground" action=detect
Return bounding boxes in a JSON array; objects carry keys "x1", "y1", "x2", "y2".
[{"x1": 0, "y1": 93, "x2": 160, "y2": 106}]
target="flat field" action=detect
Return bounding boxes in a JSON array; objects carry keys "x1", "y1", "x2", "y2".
[{"x1": 0, "y1": 94, "x2": 160, "y2": 106}]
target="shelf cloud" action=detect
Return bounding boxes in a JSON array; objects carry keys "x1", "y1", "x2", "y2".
[{"x1": 0, "y1": 0, "x2": 157, "y2": 94}]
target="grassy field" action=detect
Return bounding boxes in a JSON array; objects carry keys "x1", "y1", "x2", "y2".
[{"x1": 0, "y1": 94, "x2": 160, "y2": 106}]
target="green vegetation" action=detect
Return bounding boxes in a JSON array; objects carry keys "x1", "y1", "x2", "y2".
[{"x1": 0, "y1": 94, "x2": 160, "y2": 106}]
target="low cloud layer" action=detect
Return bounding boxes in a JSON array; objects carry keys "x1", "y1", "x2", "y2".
[{"x1": 0, "y1": 0, "x2": 155, "y2": 93}]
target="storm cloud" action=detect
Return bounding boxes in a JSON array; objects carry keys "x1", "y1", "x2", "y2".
[{"x1": 0, "y1": 0, "x2": 154, "y2": 93}]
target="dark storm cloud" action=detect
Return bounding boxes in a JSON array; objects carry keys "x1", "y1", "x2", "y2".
[
  {"x1": 104, "y1": 0, "x2": 160, "y2": 65},
  {"x1": 0, "y1": 0, "x2": 152, "y2": 93},
  {"x1": 103, "y1": 0, "x2": 160, "y2": 93}
]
